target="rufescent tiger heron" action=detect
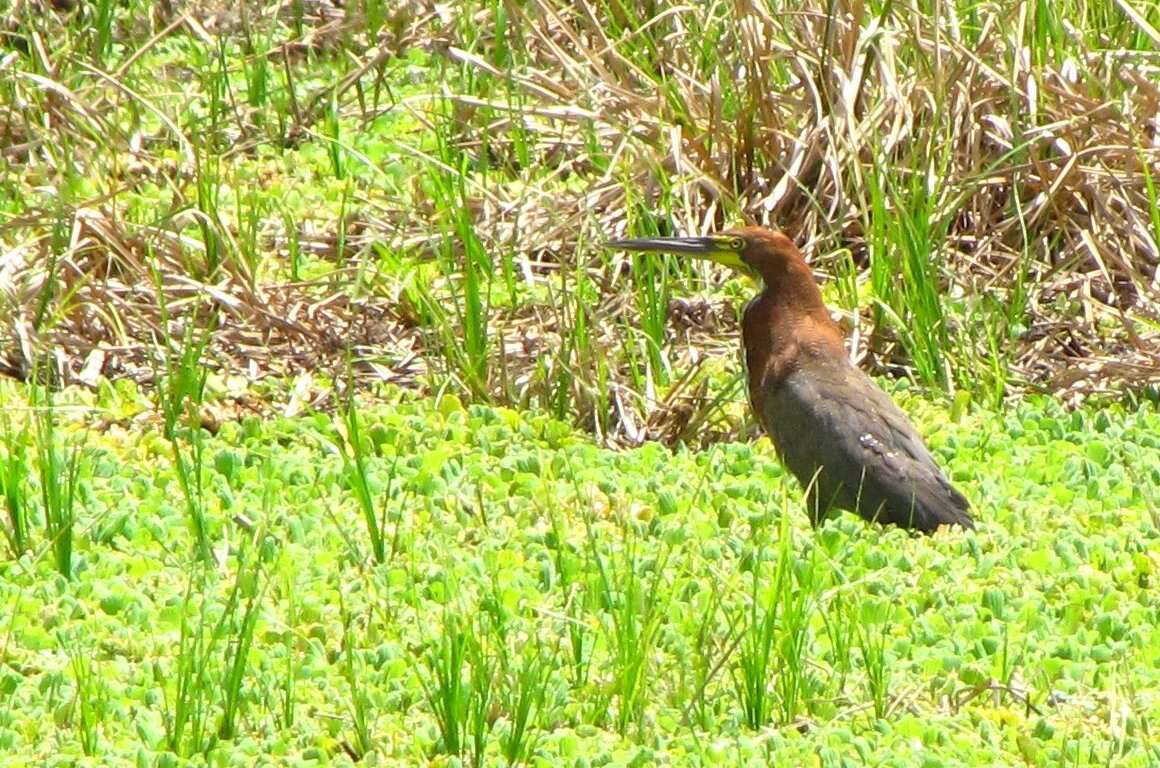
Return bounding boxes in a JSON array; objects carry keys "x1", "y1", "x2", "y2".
[{"x1": 607, "y1": 227, "x2": 974, "y2": 533}]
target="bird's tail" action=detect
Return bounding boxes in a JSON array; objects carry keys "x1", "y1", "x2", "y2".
[{"x1": 908, "y1": 486, "x2": 974, "y2": 532}]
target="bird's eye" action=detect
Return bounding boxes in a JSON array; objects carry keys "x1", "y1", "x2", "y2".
[{"x1": 730, "y1": 237, "x2": 745, "y2": 251}]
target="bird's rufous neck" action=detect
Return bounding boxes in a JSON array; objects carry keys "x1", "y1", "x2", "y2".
[{"x1": 742, "y1": 263, "x2": 844, "y2": 415}]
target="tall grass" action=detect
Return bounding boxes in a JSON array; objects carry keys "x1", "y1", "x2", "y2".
[
  {"x1": 431, "y1": 113, "x2": 495, "y2": 401},
  {"x1": 586, "y1": 523, "x2": 670, "y2": 736},
  {"x1": 161, "y1": 580, "x2": 216, "y2": 757},
  {"x1": 417, "y1": 609, "x2": 493, "y2": 762},
  {"x1": 862, "y1": 139, "x2": 954, "y2": 391},
  {"x1": 217, "y1": 537, "x2": 270, "y2": 741},
  {"x1": 63, "y1": 632, "x2": 108, "y2": 756},
  {"x1": 154, "y1": 299, "x2": 215, "y2": 563},
  {"x1": 157, "y1": 537, "x2": 270, "y2": 758},
  {"x1": 5, "y1": 0, "x2": 1159, "y2": 449},
  {"x1": 500, "y1": 643, "x2": 551, "y2": 765},
  {"x1": 853, "y1": 596, "x2": 893, "y2": 721},
  {"x1": 338, "y1": 385, "x2": 397, "y2": 564},
  {"x1": 32, "y1": 384, "x2": 84, "y2": 580},
  {"x1": 733, "y1": 507, "x2": 817, "y2": 728},
  {"x1": 0, "y1": 414, "x2": 31, "y2": 559},
  {"x1": 621, "y1": 202, "x2": 676, "y2": 391},
  {"x1": 339, "y1": 593, "x2": 374, "y2": 760}
]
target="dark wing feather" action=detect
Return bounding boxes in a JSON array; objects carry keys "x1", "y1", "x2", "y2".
[{"x1": 763, "y1": 353, "x2": 973, "y2": 532}]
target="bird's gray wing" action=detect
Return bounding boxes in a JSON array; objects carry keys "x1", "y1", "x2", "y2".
[{"x1": 764, "y1": 354, "x2": 972, "y2": 532}]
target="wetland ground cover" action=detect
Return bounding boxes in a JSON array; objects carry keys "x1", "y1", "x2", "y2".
[{"x1": 1, "y1": 382, "x2": 1158, "y2": 765}]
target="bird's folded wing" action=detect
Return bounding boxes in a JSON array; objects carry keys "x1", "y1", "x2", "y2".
[{"x1": 767, "y1": 354, "x2": 972, "y2": 529}]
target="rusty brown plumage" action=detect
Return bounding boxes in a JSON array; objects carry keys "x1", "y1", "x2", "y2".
[{"x1": 608, "y1": 227, "x2": 973, "y2": 533}]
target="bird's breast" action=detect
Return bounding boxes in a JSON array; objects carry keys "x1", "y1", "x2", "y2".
[{"x1": 740, "y1": 290, "x2": 845, "y2": 428}]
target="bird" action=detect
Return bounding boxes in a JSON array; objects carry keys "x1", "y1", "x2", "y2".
[{"x1": 607, "y1": 227, "x2": 973, "y2": 533}]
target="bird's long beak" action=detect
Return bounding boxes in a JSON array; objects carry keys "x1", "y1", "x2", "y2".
[{"x1": 605, "y1": 236, "x2": 747, "y2": 272}]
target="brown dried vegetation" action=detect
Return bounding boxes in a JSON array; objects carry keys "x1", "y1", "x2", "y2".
[{"x1": 2, "y1": 0, "x2": 1159, "y2": 445}]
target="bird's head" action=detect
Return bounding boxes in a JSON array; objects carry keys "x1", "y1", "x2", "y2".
[{"x1": 606, "y1": 226, "x2": 803, "y2": 284}]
